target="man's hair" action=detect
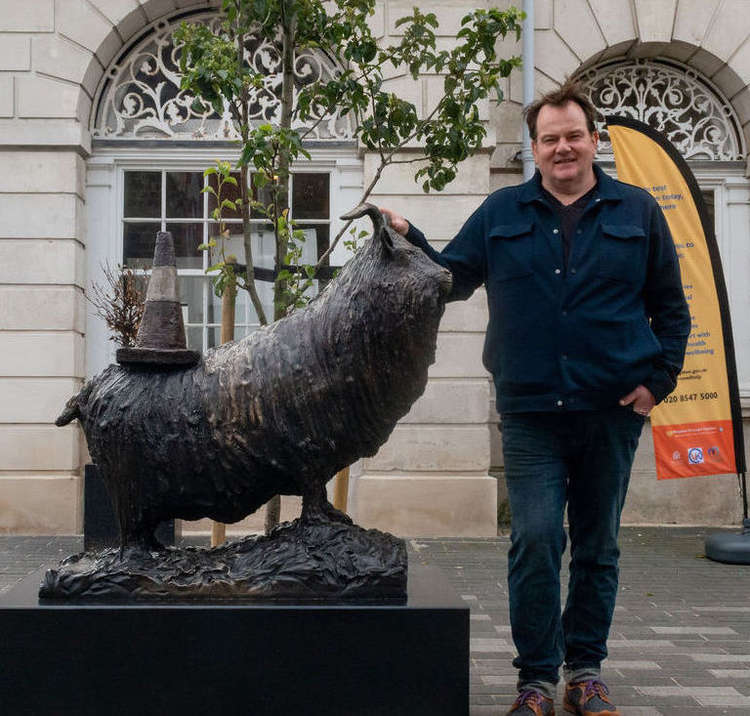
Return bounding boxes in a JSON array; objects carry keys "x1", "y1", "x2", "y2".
[{"x1": 523, "y1": 78, "x2": 597, "y2": 141}]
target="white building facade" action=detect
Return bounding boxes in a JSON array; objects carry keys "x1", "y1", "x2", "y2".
[{"x1": 1, "y1": 0, "x2": 749, "y2": 536}]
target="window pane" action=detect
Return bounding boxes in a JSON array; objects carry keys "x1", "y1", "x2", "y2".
[
  {"x1": 208, "y1": 171, "x2": 243, "y2": 220},
  {"x1": 186, "y1": 325, "x2": 203, "y2": 352},
  {"x1": 208, "y1": 223, "x2": 245, "y2": 266},
  {"x1": 209, "y1": 223, "x2": 276, "y2": 269},
  {"x1": 292, "y1": 173, "x2": 329, "y2": 220},
  {"x1": 166, "y1": 222, "x2": 203, "y2": 269},
  {"x1": 254, "y1": 225, "x2": 277, "y2": 269},
  {"x1": 124, "y1": 172, "x2": 161, "y2": 218},
  {"x1": 297, "y1": 223, "x2": 330, "y2": 263},
  {"x1": 123, "y1": 222, "x2": 160, "y2": 268},
  {"x1": 166, "y1": 171, "x2": 203, "y2": 218},
  {"x1": 701, "y1": 189, "x2": 715, "y2": 236},
  {"x1": 242, "y1": 280, "x2": 273, "y2": 325},
  {"x1": 178, "y1": 276, "x2": 204, "y2": 324},
  {"x1": 207, "y1": 325, "x2": 222, "y2": 349},
  {"x1": 251, "y1": 175, "x2": 279, "y2": 210},
  {"x1": 207, "y1": 283, "x2": 223, "y2": 325}
]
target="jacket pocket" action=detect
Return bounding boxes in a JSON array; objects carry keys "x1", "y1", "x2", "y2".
[
  {"x1": 489, "y1": 222, "x2": 534, "y2": 282},
  {"x1": 597, "y1": 223, "x2": 646, "y2": 284}
]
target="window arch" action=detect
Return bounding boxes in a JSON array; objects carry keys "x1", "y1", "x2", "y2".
[
  {"x1": 91, "y1": 9, "x2": 354, "y2": 140},
  {"x1": 577, "y1": 58, "x2": 745, "y2": 161}
]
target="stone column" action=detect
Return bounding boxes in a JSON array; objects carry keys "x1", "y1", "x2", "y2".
[{"x1": 0, "y1": 1, "x2": 90, "y2": 533}]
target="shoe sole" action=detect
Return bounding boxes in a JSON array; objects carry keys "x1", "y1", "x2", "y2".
[{"x1": 562, "y1": 701, "x2": 620, "y2": 716}]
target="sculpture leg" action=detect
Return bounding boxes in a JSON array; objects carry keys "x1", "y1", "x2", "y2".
[
  {"x1": 115, "y1": 502, "x2": 163, "y2": 552},
  {"x1": 301, "y1": 481, "x2": 353, "y2": 525}
]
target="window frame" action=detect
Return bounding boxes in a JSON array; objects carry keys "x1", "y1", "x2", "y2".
[
  {"x1": 85, "y1": 142, "x2": 363, "y2": 373},
  {"x1": 120, "y1": 165, "x2": 334, "y2": 351}
]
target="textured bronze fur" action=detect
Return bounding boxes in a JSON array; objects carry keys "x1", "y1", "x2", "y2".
[{"x1": 57, "y1": 205, "x2": 452, "y2": 548}]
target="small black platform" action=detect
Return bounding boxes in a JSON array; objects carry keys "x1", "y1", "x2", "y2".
[{"x1": 0, "y1": 564, "x2": 469, "y2": 716}]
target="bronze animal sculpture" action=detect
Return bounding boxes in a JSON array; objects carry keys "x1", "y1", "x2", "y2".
[{"x1": 57, "y1": 205, "x2": 452, "y2": 549}]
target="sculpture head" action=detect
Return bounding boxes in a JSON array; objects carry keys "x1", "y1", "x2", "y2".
[{"x1": 340, "y1": 203, "x2": 452, "y2": 311}]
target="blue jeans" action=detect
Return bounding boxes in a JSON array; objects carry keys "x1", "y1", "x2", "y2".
[{"x1": 501, "y1": 407, "x2": 644, "y2": 696}]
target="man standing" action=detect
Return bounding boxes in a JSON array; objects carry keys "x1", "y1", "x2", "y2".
[{"x1": 382, "y1": 80, "x2": 690, "y2": 716}]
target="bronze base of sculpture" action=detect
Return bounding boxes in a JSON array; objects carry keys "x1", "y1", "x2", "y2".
[
  {"x1": 39, "y1": 519, "x2": 407, "y2": 601},
  {"x1": 116, "y1": 346, "x2": 201, "y2": 366}
]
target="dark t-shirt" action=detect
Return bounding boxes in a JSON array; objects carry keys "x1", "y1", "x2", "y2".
[{"x1": 541, "y1": 184, "x2": 598, "y2": 269}]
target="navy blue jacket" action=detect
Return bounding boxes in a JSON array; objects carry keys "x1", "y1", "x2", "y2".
[{"x1": 406, "y1": 165, "x2": 691, "y2": 414}]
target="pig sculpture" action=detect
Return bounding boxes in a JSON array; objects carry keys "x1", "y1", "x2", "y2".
[{"x1": 56, "y1": 205, "x2": 452, "y2": 550}]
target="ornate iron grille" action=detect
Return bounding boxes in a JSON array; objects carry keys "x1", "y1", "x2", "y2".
[
  {"x1": 92, "y1": 12, "x2": 354, "y2": 140},
  {"x1": 578, "y1": 59, "x2": 744, "y2": 161}
]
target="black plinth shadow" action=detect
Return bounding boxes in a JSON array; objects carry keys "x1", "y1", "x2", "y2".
[{"x1": 1, "y1": 564, "x2": 469, "y2": 716}]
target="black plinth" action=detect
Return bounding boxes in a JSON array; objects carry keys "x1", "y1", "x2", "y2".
[
  {"x1": 0, "y1": 564, "x2": 468, "y2": 716},
  {"x1": 84, "y1": 463, "x2": 174, "y2": 549}
]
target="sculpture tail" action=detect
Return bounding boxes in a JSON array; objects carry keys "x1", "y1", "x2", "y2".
[
  {"x1": 55, "y1": 382, "x2": 91, "y2": 426},
  {"x1": 55, "y1": 395, "x2": 81, "y2": 426}
]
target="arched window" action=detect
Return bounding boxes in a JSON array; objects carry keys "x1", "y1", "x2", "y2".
[
  {"x1": 578, "y1": 58, "x2": 745, "y2": 161},
  {"x1": 92, "y1": 11, "x2": 354, "y2": 140},
  {"x1": 86, "y1": 10, "x2": 361, "y2": 376}
]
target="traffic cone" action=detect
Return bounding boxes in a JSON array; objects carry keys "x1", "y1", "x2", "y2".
[{"x1": 116, "y1": 231, "x2": 201, "y2": 368}]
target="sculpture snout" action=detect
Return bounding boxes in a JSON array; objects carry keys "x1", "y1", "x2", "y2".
[{"x1": 437, "y1": 266, "x2": 452, "y2": 298}]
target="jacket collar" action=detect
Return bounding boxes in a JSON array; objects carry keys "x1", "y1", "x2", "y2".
[{"x1": 518, "y1": 164, "x2": 622, "y2": 205}]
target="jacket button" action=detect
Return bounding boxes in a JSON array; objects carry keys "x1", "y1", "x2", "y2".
[
  {"x1": 553, "y1": 228, "x2": 559, "y2": 234},
  {"x1": 554, "y1": 268, "x2": 561, "y2": 274},
  {"x1": 556, "y1": 400, "x2": 564, "y2": 407},
  {"x1": 571, "y1": 268, "x2": 577, "y2": 274},
  {"x1": 576, "y1": 229, "x2": 582, "y2": 234}
]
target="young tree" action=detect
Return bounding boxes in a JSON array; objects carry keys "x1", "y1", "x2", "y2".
[{"x1": 175, "y1": 0, "x2": 523, "y2": 532}]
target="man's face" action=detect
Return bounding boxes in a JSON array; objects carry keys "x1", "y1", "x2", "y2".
[{"x1": 531, "y1": 101, "x2": 598, "y2": 191}]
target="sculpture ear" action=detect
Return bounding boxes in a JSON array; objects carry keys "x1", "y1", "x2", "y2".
[
  {"x1": 340, "y1": 203, "x2": 393, "y2": 254},
  {"x1": 380, "y1": 213, "x2": 396, "y2": 254}
]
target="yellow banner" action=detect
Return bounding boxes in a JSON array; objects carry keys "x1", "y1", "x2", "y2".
[{"x1": 608, "y1": 119, "x2": 737, "y2": 478}]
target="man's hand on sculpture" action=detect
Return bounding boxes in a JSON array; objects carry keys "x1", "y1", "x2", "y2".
[
  {"x1": 379, "y1": 207, "x2": 409, "y2": 236},
  {"x1": 619, "y1": 384, "x2": 656, "y2": 416}
]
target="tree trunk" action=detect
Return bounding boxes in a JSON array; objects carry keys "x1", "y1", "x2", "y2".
[
  {"x1": 211, "y1": 263, "x2": 237, "y2": 547},
  {"x1": 266, "y1": 3, "x2": 297, "y2": 535},
  {"x1": 237, "y1": 30, "x2": 268, "y2": 328}
]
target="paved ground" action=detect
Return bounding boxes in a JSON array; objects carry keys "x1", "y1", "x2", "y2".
[{"x1": 2, "y1": 527, "x2": 750, "y2": 714}]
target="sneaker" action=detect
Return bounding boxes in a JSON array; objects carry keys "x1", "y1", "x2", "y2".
[
  {"x1": 507, "y1": 689, "x2": 555, "y2": 715},
  {"x1": 563, "y1": 679, "x2": 620, "y2": 715}
]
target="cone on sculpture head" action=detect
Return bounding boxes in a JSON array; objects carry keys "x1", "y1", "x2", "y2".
[{"x1": 116, "y1": 231, "x2": 201, "y2": 368}]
